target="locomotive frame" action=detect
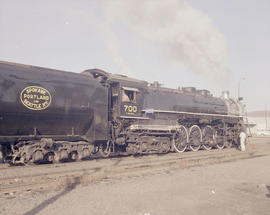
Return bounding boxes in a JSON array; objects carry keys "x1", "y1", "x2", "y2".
[{"x1": 90, "y1": 69, "x2": 243, "y2": 156}]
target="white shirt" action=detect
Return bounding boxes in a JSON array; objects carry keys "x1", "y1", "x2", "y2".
[{"x1": 240, "y1": 132, "x2": 246, "y2": 139}]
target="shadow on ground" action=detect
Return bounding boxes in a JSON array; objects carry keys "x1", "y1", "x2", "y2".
[
  {"x1": 23, "y1": 176, "x2": 81, "y2": 215},
  {"x1": 266, "y1": 185, "x2": 270, "y2": 198},
  {"x1": 22, "y1": 166, "x2": 106, "y2": 215}
]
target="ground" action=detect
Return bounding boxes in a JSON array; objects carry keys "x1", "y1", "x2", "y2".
[{"x1": 1, "y1": 138, "x2": 270, "y2": 215}]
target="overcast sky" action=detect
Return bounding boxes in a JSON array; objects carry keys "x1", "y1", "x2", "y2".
[{"x1": 1, "y1": 0, "x2": 269, "y2": 111}]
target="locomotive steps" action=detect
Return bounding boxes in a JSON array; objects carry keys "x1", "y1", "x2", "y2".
[{"x1": 0, "y1": 146, "x2": 265, "y2": 197}]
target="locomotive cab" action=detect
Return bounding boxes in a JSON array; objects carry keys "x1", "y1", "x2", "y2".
[
  {"x1": 120, "y1": 86, "x2": 140, "y2": 117},
  {"x1": 85, "y1": 69, "x2": 147, "y2": 120},
  {"x1": 109, "y1": 83, "x2": 142, "y2": 119}
]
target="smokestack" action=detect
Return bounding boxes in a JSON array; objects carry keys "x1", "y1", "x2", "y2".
[{"x1": 222, "y1": 91, "x2": 230, "y2": 99}]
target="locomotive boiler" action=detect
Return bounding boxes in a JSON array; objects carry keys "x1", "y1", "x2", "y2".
[{"x1": 0, "y1": 61, "x2": 245, "y2": 164}]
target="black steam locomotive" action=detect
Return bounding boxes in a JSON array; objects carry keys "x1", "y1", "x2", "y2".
[{"x1": 0, "y1": 61, "x2": 244, "y2": 164}]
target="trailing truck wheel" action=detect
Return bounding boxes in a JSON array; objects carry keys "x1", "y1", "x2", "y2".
[
  {"x1": 69, "y1": 151, "x2": 78, "y2": 161},
  {"x1": 216, "y1": 141, "x2": 225, "y2": 149},
  {"x1": 189, "y1": 125, "x2": 202, "y2": 151},
  {"x1": 202, "y1": 126, "x2": 214, "y2": 151},
  {"x1": 173, "y1": 125, "x2": 188, "y2": 153},
  {"x1": 99, "y1": 140, "x2": 112, "y2": 158},
  {"x1": 92, "y1": 145, "x2": 100, "y2": 155},
  {"x1": 44, "y1": 152, "x2": 55, "y2": 163}
]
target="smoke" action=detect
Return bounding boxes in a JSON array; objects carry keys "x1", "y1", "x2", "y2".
[
  {"x1": 99, "y1": 21, "x2": 134, "y2": 76},
  {"x1": 102, "y1": 0, "x2": 229, "y2": 82},
  {"x1": 60, "y1": 1, "x2": 134, "y2": 76}
]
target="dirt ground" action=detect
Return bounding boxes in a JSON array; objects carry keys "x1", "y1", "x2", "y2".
[{"x1": 1, "y1": 137, "x2": 270, "y2": 215}]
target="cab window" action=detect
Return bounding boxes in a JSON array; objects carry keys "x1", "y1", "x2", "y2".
[{"x1": 122, "y1": 90, "x2": 136, "y2": 103}]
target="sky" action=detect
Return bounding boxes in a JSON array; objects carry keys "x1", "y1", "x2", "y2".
[{"x1": 0, "y1": 0, "x2": 269, "y2": 111}]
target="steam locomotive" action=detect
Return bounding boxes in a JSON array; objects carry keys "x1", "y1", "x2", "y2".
[{"x1": 0, "y1": 61, "x2": 245, "y2": 164}]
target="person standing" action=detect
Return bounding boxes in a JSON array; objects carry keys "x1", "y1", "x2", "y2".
[{"x1": 239, "y1": 130, "x2": 247, "y2": 151}]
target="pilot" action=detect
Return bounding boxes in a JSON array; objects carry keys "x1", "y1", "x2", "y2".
[{"x1": 122, "y1": 91, "x2": 130, "y2": 102}]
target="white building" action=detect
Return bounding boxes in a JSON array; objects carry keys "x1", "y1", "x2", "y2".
[{"x1": 246, "y1": 116, "x2": 270, "y2": 136}]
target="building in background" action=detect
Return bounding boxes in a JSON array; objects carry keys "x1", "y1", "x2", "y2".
[{"x1": 247, "y1": 111, "x2": 270, "y2": 136}]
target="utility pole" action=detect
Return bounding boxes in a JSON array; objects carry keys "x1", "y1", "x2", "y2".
[
  {"x1": 265, "y1": 104, "x2": 268, "y2": 131},
  {"x1": 238, "y1": 77, "x2": 245, "y2": 100}
]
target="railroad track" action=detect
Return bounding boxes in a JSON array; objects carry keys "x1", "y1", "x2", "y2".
[
  {"x1": 0, "y1": 148, "x2": 266, "y2": 197},
  {"x1": 0, "y1": 147, "x2": 255, "y2": 176}
]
